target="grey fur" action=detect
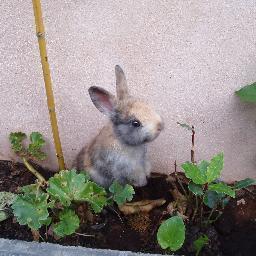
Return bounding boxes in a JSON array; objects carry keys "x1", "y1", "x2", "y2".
[{"x1": 76, "y1": 65, "x2": 163, "y2": 187}]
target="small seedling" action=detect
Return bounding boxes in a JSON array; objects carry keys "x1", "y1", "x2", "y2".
[{"x1": 193, "y1": 234, "x2": 209, "y2": 256}]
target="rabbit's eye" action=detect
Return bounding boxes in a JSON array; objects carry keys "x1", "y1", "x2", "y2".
[{"x1": 131, "y1": 120, "x2": 141, "y2": 127}]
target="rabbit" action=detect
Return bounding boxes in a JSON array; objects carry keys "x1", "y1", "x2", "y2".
[{"x1": 75, "y1": 65, "x2": 164, "y2": 188}]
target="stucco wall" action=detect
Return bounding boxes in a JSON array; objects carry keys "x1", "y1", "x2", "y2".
[{"x1": 0, "y1": 0, "x2": 256, "y2": 181}]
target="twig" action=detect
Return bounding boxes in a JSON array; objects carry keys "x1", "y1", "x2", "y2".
[
  {"x1": 107, "y1": 205, "x2": 123, "y2": 223},
  {"x1": 75, "y1": 232, "x2": 95, "y2": 237},
  {"x1": 174, "y1": 160, "x2": 177, "y2": 174},
  {"x1": 191, "y1": 125, "x2": 195, "y2": 163},
  {"x1": 22, "y1": 157, "x2": 46, "y2": 185}
]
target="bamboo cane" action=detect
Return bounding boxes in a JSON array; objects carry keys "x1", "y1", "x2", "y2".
[{"x1": 32, "y1": 0, "x2": 65, "y2": 170}]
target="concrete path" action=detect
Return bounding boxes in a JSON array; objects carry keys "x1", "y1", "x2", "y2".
[{"x1": 0, "y1": 238, "x2": 175, "y2": 256}]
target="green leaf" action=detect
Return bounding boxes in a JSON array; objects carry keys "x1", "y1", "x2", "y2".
[
  {"x1": 47, "y1": 169, "x2": 89, "y2": 207},
  {"x1": 53, "y1": 209, "x2": 79, "y2": 237},
  {"x1": 0, "y1": 192, "x2": 17, "y2": 222},
  {"x1": 206, "y1": 153, "x2": 224, "y2": 183},
  {"x1": 208, "y1": 183, "x2": 235, "y2": 198},
  {"x1": 203, "y1": 190, "x2": 224, "y2": 208},
  {"x1": 182, "y1": 162, "x2": 207, "y2": 185},
  {"x1": 234, "y1": 178, "x2": 256, "y2": 190},
  {"x1": 193, "y1": 235, "x2": 209, "y2": 256},
  {"x1": 182, "y1": 153, "x2": 224, "y2": 185},
  {"x1": 109, "y1": 181, "x2": 135, "y2": 206},
  {"x1": 177, "y1": 122, "x2": 193, "y2": 131},
  {"x1": 198, "y1": 160, "x2": 209, "y2": 173},
  {"x1": 20, "y1": 184, "x2": 42, "y2": 195},
  {"x1": 30, "y1": 132, "x2": 45, "y2": 146},
  {"x1": 0, "y1": 192, "x2": 17, "y2": 209},
  {"x1": 11, "y1": 193, "x2": 49, "y2": 230},
  {"x1": 221, "y1": 197, "x2": 230, "y2": 208},
  {"x1": 78, "y1": 181, "x2": 107, "y2": 213},
  {"x1": 28, "y1": 132, "x2": 47, "y2": 160},
  {"x1": 40, "y1": 217, "x2": 52, "y2": 226},
  {"x1": 157, "y1": 216, "x2": 185, "y2": 251},
  {"x1": 188, "y1": 182, "x2": 204, "y2": 195},
  {"x1": 9, "y1": 132, "x2": 26, "y2": 153},
  {"x1": 0, "y1": 211, "x2": 9, "y2": 222},
  {"x1": 235, "y1": 82, "x2": 256, "y2": 103}
]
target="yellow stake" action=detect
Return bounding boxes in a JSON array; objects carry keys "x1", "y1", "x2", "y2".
[{"x1": 32, "y1": 0, "x2": 65, "y2": 170}]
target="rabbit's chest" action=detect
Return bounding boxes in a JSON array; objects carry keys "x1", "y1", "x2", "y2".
[{"x1": 114, "y1": 146, "x2": 146, "y2": 169}]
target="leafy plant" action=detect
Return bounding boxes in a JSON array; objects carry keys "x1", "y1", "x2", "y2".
[
  {"x1": 193, "y1": 234, "x2": 209, "y2": 256},
  {"x1": 157, "y1": 123, "x2": 256, "y2": 253},
  {"x1": 9, "y1": 132, "x2": 46, "y2": 160},
  {"x1": 182, "y1": 152, "x2": 255, "y2": 212},
  {"x1": 9, "y1": 169, "x2": 134, "y2": 235},
  {"x1": 181, "y1": 152, "x2": 253, "y2": 226},
  {"x1": 9, "y1": 132, "x2": 47, "y2": 185},
  {"x1": 4, "y1": 131, "x2": 135, "y2": 239},
  {"x1": 157, "y1": 216, "x2": 185, "y2": 251},
  {"x1": 235, "y1": 82, "x2": 256, "y2": 103}
]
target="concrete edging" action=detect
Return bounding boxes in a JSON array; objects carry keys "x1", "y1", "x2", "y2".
[{"x1": 0, "y1": 238, "x2": 175, "y2": 256}]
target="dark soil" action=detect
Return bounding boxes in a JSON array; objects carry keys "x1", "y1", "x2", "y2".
[{"x1": 0, "y1": 160, "x2": 256, "y2": 256}]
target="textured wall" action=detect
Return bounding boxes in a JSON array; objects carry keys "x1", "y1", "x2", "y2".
[{"x1": 0, "y1": 0, "x2": 256, "y2": 181}]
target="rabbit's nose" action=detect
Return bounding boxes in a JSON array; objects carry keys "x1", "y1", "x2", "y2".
[{"x1": 157, "y1": 122, "x2": 164, "y2": 132}]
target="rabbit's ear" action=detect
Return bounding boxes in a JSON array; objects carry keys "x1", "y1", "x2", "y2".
[
  {"x1": 115, "y1": 65, "x2": 129, "y2": 100},
  {"x1": 88, "y1": 86, "x2": 116, "y2": 116}
]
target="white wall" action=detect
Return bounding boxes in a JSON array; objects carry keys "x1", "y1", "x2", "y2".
[{"x1": 0, "y1": 0, "x2": 256, "y2": 181}]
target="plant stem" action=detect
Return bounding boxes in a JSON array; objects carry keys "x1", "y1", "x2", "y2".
[
  {"x1": 174, "y1": 160, "x2": 177, "y2": 174},
  {"x1": 200, "y1": 198, "x2": 204, "y2": 227},
  {"x1": 176, "y1": 177, "x2": 188, "y2": 197},
  {"x1": 191, "y1": 125, "x2": 195, "y2": 163},
  {"x1": 206, "y1": 207, "x2": 215, "y2": 226},
  {"x1": 22, "y1": 157, "x2": 46, "y2": 185},
  {"x1": 211, "y1": 211, "x2": 222, "y2": 222},
  {"x1": 191, "y1": 195, "x2": 198, "y2": 222}
]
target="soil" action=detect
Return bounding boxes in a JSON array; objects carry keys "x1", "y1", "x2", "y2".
[{"x1": 0, "y1": 160, "x2": 256, "y2": 256}]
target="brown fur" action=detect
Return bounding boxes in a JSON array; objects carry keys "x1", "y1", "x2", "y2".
[{"x1": 75, "y1": 66, "x2": 163, "y2": 187}]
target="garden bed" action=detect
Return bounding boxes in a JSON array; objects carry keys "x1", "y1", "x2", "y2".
[{"x1": 0, "y1": 160, "x2": 255, "y2": 256}]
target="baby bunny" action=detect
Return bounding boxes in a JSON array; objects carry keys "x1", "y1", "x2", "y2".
[{"x1": 76, "y1": 65, "x2": 164, "y2": 187}]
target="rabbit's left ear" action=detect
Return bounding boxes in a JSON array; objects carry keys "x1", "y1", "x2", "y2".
[
  {"x1": 115, "y1": 65, "x2": 129, "y2": 100},
  {"x1": 88, "y1": 86, "x2": 116, "y2": 117}
]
